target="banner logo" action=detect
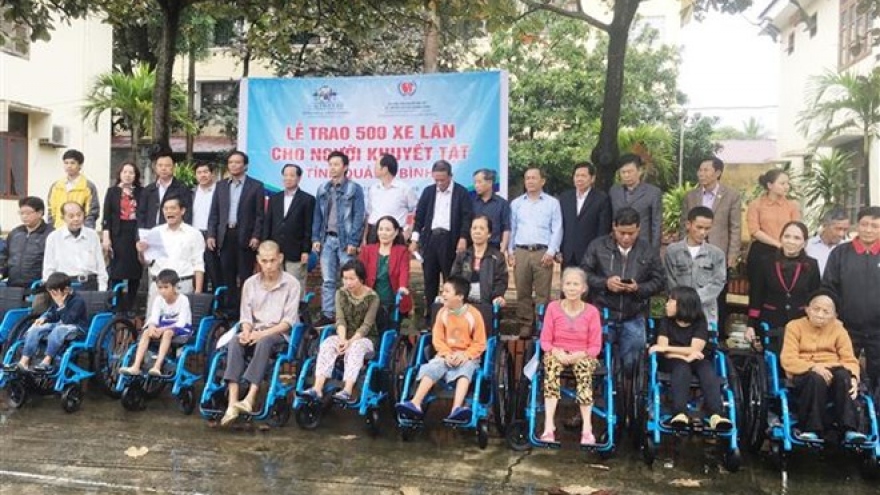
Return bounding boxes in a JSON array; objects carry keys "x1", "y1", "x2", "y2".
[{"x1": 398, "y1": 81, "x2": 417, "y2": 97}]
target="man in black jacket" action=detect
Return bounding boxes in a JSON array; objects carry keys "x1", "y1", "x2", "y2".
[
  {"x1": 207, "y1": 150, "x2": 265, "y2": 305},
  {"x1": 138, "y1": 149, "x2": 193, "y2": 229},
  {"x1": 1, "y1": 197, "x2": 53, "y2": 287},
  {"x1": 264, "y1": 163, "x2": 315, "y2": 287},
  {"x1": 823, "y1": 206, "x2": 880, "y2": 386},
  {"x1": 410, "y1": 160, "x2": 473, "y2": 324},
  {"x1": 581, "y1": 207, "x2": 665, "y2": 372},
  {"x1": 558, "y1": 162, "x2": 612, "y2": 269}
]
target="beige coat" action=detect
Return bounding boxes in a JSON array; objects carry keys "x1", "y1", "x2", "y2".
[{"x1": 680, "y1": 183, "x2": 742, "y2": 264}]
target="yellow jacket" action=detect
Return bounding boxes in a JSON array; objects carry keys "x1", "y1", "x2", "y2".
[
  {"x1": 47, "y1": 175, "x2": 100, "y2": 229},
  {"x1": 780, "y1": 316, "x2": 860, "y2": 379}
]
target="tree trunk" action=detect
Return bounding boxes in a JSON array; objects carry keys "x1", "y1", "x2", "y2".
[
  {"x1": 186, "y1": 44, "x2": 196, "y2": 162},
  {"x1": 152, "y1": 0, "x2": 187, "y2": 152},
  {"x1": 864, "y1": 126, "x2": 872, "y2": 207},
  {"x1": 130, "y1": 123, "x2": 140, "y2": 164},
  {"x1": 422, "y1": 0, "x2": 440, "y2": 73},
  {"x1": 590, "y1": 0, "x2": 641, "y2": 191}
]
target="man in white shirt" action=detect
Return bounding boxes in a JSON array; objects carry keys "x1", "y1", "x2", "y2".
[
  {"x1": 192, "y1": 162, "x2": 219, "y2": 292},
  {"x1": 43, "y1": 201, "x2": 108, "y2": 291},
  {"x1": 365, "y1": 153, "x2": 418, "y2": 244},
  {"x1": 806, "y1": 207, "x2": 851, "y2": 277},
  {"x1": 137, "y1": 196, "x2": 205, "y2": 315}
]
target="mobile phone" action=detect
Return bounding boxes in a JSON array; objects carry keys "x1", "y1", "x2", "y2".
[{"x1": 620, "y1": 278, "x2": 634, "y2": 284}]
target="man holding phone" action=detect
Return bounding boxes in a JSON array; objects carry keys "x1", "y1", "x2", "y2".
[{"x1": 581, "y1": 207, "x2": 665, "y2": 373}]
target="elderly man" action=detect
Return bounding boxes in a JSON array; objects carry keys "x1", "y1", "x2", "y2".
[
  {"x1": 43, "y1": 201, "x2": 108, "y2": 291},
  {"x1": 220, "y1": 241, "x2": 301, "y2": 426},
  {"x1": 2, "y1": 197, "x2": 53, "y2": 287},
  {"x1": 137, "y1": 196, "x2": 205, "y2": 315},
  {"x1": 806, "y1": 207, "x2": 851, "y2": 277}
]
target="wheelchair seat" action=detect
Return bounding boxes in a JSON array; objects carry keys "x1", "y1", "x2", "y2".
[{"x1": 0, "y1": 287, "x2": 27, "y2": 314}]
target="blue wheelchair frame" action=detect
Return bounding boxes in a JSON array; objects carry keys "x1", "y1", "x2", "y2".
[
  {"x1": 746, "y1": 323, "x2": 880, "y2": 474},
  {"x1": 637, "y1": 319, "x2": 742, "y2": 471},
  {"x1": 394, "y1": 303, "x2": 502, "y2": 449},
  {"x1": 0, "y1": 283, "x2": 128, "y2": 412},
  {"x1": 114, "y1": 287, "x2": 228, "y2": 414},
  {"x1": 0, "y1": 281, "x2": 43, "y2": 350}
]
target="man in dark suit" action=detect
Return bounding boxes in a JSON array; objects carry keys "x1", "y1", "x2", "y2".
[
  {"x1": 608, "y1": 154, "x2": 663, "y2": 251},
  {"x1": 264, "y1": 163, "x2": 315, "y2": 288},
  {"x1": 558, "y1": 161, "x2": 612, "y2": 270},
  {"x1": 409, "y1": 160, "x2": 473, "y2": 324},
  {"x1": 138, "y1": 148, "x2": 193, "y2": 229},
  {"x1": 207, "y1": 150, "x2": 265, "y2": 305}
]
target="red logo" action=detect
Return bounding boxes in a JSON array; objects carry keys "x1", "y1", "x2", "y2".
[{"x1": 398, "y1": 81, "x2": 417, "y2": 97}]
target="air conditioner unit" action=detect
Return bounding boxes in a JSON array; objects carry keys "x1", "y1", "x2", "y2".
[{"x1": 39, "y1": 125, "x2": 69, "y2": 148}]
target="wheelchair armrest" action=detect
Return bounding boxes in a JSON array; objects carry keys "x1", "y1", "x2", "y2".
[{"x1": 376, "y1": 329, "x2": 398, "y2": 367}]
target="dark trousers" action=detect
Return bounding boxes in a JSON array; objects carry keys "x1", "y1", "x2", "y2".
[
  {"x1": 717, "y1": 270, "x2": 730, "y2": 340},
  {"x1": 201, "y1": 230, "x2": 221, "y2": 293},
  {"x1": 219, "y1": 227, "x2": 256, "y2": 306},
  {"x1": 665, "y1": 357, "x2": 724, "y2": 416},
  {"x1": 223, "y1": 332, "x2": 286, "y2": 386},
  {"x1": 421, "y1": 231, "x2": 453, "y2": 320},
  {"x1": 849, "y1": 330, "x2": 880, "y2": 386},
  {"x1": 792, "y1": 368, "x2": 858, "y2": 433}
]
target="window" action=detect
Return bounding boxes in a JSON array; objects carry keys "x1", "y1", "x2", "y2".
[
  {"x1": 0, "y1": 15, "x2": 30, "y2": 58},
  {"x1": 840, "y1": 0, "x2": 871, "y2": 68},
  {"x1": 0, "y1": 134, "x2": 27, "y2": 199},
  {"x1": 212, "y1": 19, "x2": 235, "y2": 47},
  {"x1": 809, "y1": 14, "x2": 817, "y2": 38},
  {"x1": 786, "y1": 32, "x2": 795, "y2": 54},
  {"x1": 199, "y1": 81, "x2": 236, "y2": 111}
]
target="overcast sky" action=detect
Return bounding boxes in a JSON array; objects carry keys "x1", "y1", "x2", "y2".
[{"x1": 679, "y1": 7, "x2": 779, "y2": 136}]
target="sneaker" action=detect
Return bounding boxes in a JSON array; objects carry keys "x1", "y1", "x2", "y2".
[
  {"x1": 395, "y1": 401, "x2": 423, "y2": 419},
  {"x1": 845, "y1": 431, "x2": 868, "y2": 444},
  {"x1": 795, "y1": 430, "x2": 820, "y2": 441},
  {"x1": 33, "y1": 362, "x2": 54, "y2": 373},
  {"x1": 669, "y1": 413, "x2": 689, "y2": 427},
  {"x1": 298, "y1": 388, "x2": 320, "y2": 401},
  {"x1": 580, "y1": 432, "x2": 596, "y2": 446},
  {"x1": 446, "y1": 406, "x2": 472, "y2": 423},
  {"x1": 332, "y1": 390, "x2": 354, "y2": 403},
  {"x1": 709, "y1": 414, "x2": 733, "y2": 432},
  {"x1": 220, "y1": 407, "x2": 240, "y2": 426},
  {"x1": 119, "y1": 366, "x2": 138, "y2": 376}
]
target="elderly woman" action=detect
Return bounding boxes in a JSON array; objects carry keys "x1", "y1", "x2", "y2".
[
  {"x1": 450, "y1": 214, "x2": 507, "y2": 328},
  {"x1": 780, "y1": 289, "x2": 865, "y2": 443},
  {"x1": 539, "y1": 267, "x2": 603, "y2": 446},
  {"x1": 745, "y1": 221, "x2": 820, "y2": 352},
  {"x1": 304, "y1": 259, "x2": 381, "y2": 404}
]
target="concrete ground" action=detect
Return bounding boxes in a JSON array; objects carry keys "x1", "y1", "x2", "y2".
[{"x1": 2, "y1": 390, "x2": 879, "y2": 495}]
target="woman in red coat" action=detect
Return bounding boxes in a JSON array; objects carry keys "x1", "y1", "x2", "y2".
[{"x1": 359, "y1": 215, "x2": 413, "y2": 322}]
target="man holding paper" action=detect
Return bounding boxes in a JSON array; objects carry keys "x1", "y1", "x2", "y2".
[{"x1": 136, "y1": 196, "x2": 205, "y2": 316}]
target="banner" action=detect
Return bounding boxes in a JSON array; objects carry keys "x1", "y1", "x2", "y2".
[{"x1": 239, "y1": 71, "x2": 508, "y2": 198}]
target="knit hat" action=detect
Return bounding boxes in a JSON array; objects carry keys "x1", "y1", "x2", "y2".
[{"x1": 808, "y1": 288, "x2": 840, "y2": 311}]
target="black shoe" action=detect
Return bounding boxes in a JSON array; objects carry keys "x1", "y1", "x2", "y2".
[
  {"x1": 314, "y1": 315, "x2": 335, "y2": 327},
  {"x1": 33, "y1": 363, "x2": 54, "y2": 373}
]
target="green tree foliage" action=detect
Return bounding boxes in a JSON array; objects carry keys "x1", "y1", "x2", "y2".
[
  {"x1": 797, "y1": 150, "x2": 856, "y2": 226},
  {"x1": 673, "y1": 114, "x2": 722, "y2": 187}
]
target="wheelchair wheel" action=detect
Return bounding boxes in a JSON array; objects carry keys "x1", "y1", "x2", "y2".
[
  {"x1": 2, "y1": 314, "x2": 36, "y2": 362},
  {"x1": 121, "y1": 385, "x2": 146, "y2": 411},
  {"x1": 631, "y1": 356, "x2": 649, "y2": 449},
  {"x1": 642, "y1": 435, "x2": 657, "y2": 466},
  {"x1": 769, "y1": 441, "x2": 788, "y2": 471},
  {"x1": 7, "y1": 380, "x2": 27, "y2": 409},
  {"x1": 388, "y1": 335, "x2": 412, "y2": 405},
  {"x1": 93, "y1": 317, "x2": 137, "y2": 398},
  {"x1": 860, "y1": 455, "x2": 880, "y2": 480},
  {"x1": 744, "y1": 357, "x2": 768, "y2": 453},
  {"x1": 505, "y1": 420, "x2": 531, "y2": 451},
  {"x1": 477, "y1": 419, "x2": 490, "y2": 449},
  {"x1": 295, "y1": 402, "x2": 321, "y2": 430},
  {"x1": 268, "y1": 397, "x2": 292, "y2": 427},
  {"x1": 400, "y1": 426, "x2": 416, "y2": 442},
  {"x1": 143, "y1": 380, "x2": 166, "y2": 399},
  {"x1": 492, "y1": 341, "x2": 514, "y2": 435},
  {"x1": 365, "y1": 408, "x2": 381, "y2": 437},
  {"x1": 722, "y1": 448, "x2": 742, "y2": 473},
  {"x1": 61, "y1": 384, "x2": 83, "y2": 413},
  {"x1": 723, "y1": 353, "x2": 745, "y2": 433},
  {"x1": 177, "y1": 387, "x2": 196, "y2": 415},
  {"x1": 202, "y1": 321, "x2": 230, "y2": 379}
]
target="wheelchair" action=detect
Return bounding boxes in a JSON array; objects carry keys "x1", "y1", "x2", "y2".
[
  {"x1": 198, "y1": 293, "x2": 314, "y2": 427},
  {"x1": 0, "y1": 283, "x2": 133, "y2": 412},
  {"x1": 633, "y1": 320, "x2": 743, "y2": 472},
  {"x1": 503, "y1": 304, "x2": 620, "y2": 458},
  {"x1": 743, "y1": 323, "x2": 880, "y2": 477},
  {"x1": 114, "y1": 287, "x2": 230, "y2": 414},
  {"x1": 394, "y1": 302, "x2": 504, "y2": 449},
  {"x1": 293, "y1": 292, "x2": 405, "y2": 435},
  {"x1": 0, "y1": 281, "x2": 42, "y2": 358}
]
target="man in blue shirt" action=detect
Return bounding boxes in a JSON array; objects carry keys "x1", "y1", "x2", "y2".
[
  {"x1": 509, "y1": 168, "x2": 562, "y2": 337},
  {"x1": 472, "y1": 169, "x2": 510, "y2": 252}
]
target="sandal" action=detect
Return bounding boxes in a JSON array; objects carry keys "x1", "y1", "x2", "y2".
[
  {"x1": 233, "y1": 398, "x2": 254, "y2": 415},
  {"x1": 147, "y1": 367, "x2": 163, "y2": 377},
  {"x1": 332, "y1": 390, "x2": 354, "y2": 403},
  {"x1": 580, "y1": 432, "x2": 596, "y2": 446},
  {"x1": 220, "y1": 407, "x2": 239, "y2": 426},
  {"x1": 538, "y1": 430, "x2": 556, "y2": 443},
  {"x1": 119, "y1": 366, "x2": 139, "y2": 376}
]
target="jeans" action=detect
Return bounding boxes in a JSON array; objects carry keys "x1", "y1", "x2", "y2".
[
  {"x1": 23, "y1": 323, "x2": 83, "y2": 359},
  {"x1": 607, "y1": 316, "x2": 646, "y2": 373},
  {"x1": 320, "y1": 235, "x2": 353, "y2": 318}
]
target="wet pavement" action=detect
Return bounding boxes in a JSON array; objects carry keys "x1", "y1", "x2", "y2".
[{"x1": 2, "y1": 389, "x2": 879, "y2": 495}]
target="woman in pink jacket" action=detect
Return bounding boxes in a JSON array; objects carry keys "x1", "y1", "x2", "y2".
[{"x1": 539, "y1": 267, "x2": 603, "y2": 446}]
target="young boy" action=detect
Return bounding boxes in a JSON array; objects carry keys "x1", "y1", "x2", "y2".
[
  {"x1": 120, "y1": 269, "x2": 192, "y2": 377},
  {"x1": 396, "y1": 275, "x2": 487, "y2": 423},
  {"x1": 15, "y1": 272, "x2": 88, "y2": 372},
  {"x1": 664, "y1": 206, "x2": 727, "y2": 328}
]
